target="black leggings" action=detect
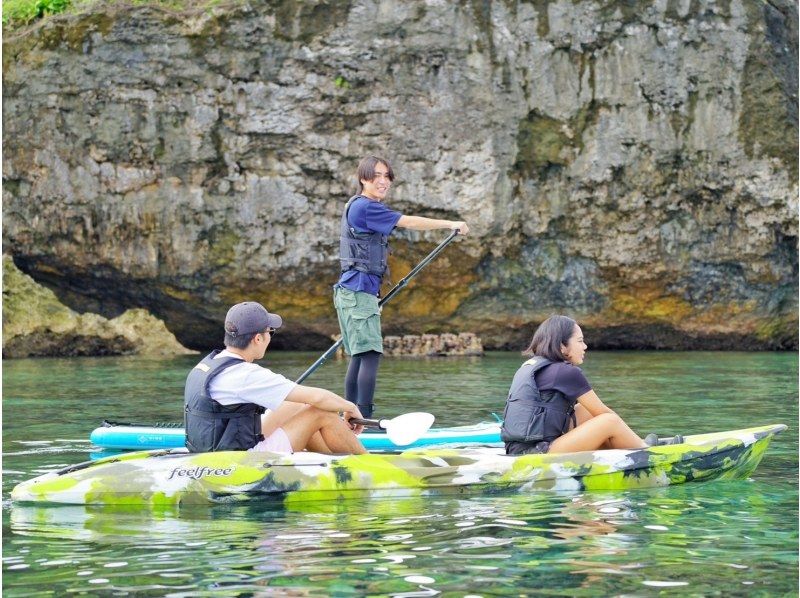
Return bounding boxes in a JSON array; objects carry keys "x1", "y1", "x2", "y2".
[{"x1": 344, "y1": 350, "x2": 382, "y2": 418}]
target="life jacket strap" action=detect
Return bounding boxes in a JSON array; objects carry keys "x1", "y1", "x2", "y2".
[{"x1": 184, "y1": 406, "x2": 266, "y2": 418}]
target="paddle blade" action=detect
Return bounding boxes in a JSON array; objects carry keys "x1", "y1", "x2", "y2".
[{"x1": 384, "y1": 412, "x2": 435, "y2": 446}]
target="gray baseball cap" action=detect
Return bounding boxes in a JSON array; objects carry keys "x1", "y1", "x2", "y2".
[{"x1": 224, "y1": 302, "x2": 283, "y2": 337}]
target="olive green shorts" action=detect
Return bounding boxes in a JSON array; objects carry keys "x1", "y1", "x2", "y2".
[{"x1": 333, "y1": 286, "x2": 383, "y2": 355}]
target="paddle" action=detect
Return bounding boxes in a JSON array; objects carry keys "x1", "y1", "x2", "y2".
[
  {"x1": 294, "y1": 229, "x2": 461, "y2": 384},
  {"x1": 101, "y1": 419, "x2": 182, "y2": 429},
  {"x1": 350, "y1": 412, "x2": 435, "y2": 446},
  {"x1": 99, "y1": 231, "x2": 459, "y2": 437}
]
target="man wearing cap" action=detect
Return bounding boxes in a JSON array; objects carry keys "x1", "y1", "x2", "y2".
[{"x1": 184, "y1": 302, "x2": 367, "y2": 454}]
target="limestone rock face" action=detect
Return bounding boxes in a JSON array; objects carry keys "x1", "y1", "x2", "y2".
[
  {"x1": 3, "y1": 256, "x2": 195, "y2": 358},
  {"x1": 2, "y1": 0, "x2": 797, "y2": 352},
  {"x1": 383, "y1": 333, "x2": 484, "y2": 357}
]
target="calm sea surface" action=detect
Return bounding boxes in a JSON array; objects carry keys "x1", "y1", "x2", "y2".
[{"x1": 3, "y1": 351, "x2": 797, "y2": 596}]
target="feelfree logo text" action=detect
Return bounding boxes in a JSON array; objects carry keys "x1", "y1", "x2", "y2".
[{"x1": 167, "y1": 466, "x2": 234, "y2": 480}]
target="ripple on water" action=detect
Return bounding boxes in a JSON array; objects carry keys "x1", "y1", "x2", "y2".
[{"x1": 642, "y1": 580, "x2": 690, "y2": 587}]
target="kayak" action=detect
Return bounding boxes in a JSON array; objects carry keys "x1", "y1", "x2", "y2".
[
  {"x1": 12, "y1": 424, "x2": 785, "y2": 506},
  {"x1": 89, "y1": 421, "x2": 503, "y2": 451}
]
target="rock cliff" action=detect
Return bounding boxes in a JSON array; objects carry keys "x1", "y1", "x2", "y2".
[
  {"x1": 3, "y1": 0, "x2": 797, "y2": 352},
  {"x1": 383, "y1": 333, "x2": 485, "y2": 357},
  {"x1": 3, "y1": 256, "x2": 195, "y2": 357}
]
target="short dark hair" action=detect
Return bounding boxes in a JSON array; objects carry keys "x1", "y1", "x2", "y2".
[
  {"x1": 224, "y1": 330, "x2": 263, "y2": 350},
  {"x1": 356, "y1": 156, "x2": 394, "y2": 193},
  {"x1": 523, "y1": 315, "x2": 578, "y2": 362}
]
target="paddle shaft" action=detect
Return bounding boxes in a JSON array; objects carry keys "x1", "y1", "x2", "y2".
[
  {"x1": 349, "y1": 417, "x2": 385, "y2": 429},
  {"x1": 102, "y1": 232, "x2": 459, "y2": 430},
  {"x1": 102, "y1": 419, "x2": 181, "y2": 428},
  {"x1": 294, "y1": 229, "x2": 460, "y2": 384}
]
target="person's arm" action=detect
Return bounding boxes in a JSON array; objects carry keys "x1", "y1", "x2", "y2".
[
  {"x1": 284, "y1": 385, "x2": 365, "y2": 432},
  {"x1": 552, "y1": 364, "x2": 608, "y2": 415},
  {"x1": 284, "y1": 385, "x2": 355, "y2": 412},
  {"x1": 396, "y1": 215, "x2": 469, "y2": 235},
  {"x1": 576, "y1": 390, "x2": 616, "y2": 417}
]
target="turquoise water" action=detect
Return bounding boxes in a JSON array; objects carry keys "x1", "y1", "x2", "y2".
[{"x1": 3, "y1": 351, "x2": 798, "y2": 595}]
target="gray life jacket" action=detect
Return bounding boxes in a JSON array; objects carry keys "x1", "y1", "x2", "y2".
[
  {"x1": 339, "y1": 195, "x2": 390, "y2": 277},
  {"x1": 500, "y1": 357, "x2": 578, "y2": 444},
  {"x1": 184, "y1": 351, "x2": 266, "y2": 453}
]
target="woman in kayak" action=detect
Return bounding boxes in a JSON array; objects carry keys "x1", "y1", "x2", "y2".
[{"x1": 501, "y1": 315, "x2": 680, "y2": 454}]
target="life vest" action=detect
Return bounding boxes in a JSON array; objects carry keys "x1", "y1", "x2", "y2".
[
  {"x1": 339, "y1": 195, "x2": 390, "y2": 277},
  {"x1": 184, "y1": 351, "x2": 266, "y2": 453},
  {"x1": 500, "y1": 357, "x2": 578, "y2": 444}
]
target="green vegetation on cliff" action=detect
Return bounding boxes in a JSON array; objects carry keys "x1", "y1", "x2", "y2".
[
  {"x1": 3, "y1": 0, "x2": 70, "y2": 27},
  {"x1": 2, "y1": 0, "x2": 232, "y2": 29}
]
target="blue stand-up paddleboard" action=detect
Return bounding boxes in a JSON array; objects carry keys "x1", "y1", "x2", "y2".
[{"x1": 90, "y1": 420, "x2": 503, "y2": 451}]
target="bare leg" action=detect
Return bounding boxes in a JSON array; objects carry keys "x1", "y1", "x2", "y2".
[
  {"x1": 263, "y1": 404, "x2": 335, "y2": 453},
  {"x1": 572, "y1": 404, "x2": 593, "y2": 428},
  {"x1": 570, "y1": 405, "x2": 612, "y2": 449},
  {"x1": 305, "y1": 431, "x2": 333, "y2": 453},
  {"x1": 565, "y1": 405, "x2": 607, "y2": 448},
  {"x1": 317, "y1": 418, "x2": 367, "y2": 454},
  {"x1": 549, "y1": 413, "x2": 646, "y2": 453},
  {"x1": 262, "y1": 402, "x2": 308, "y2": 438},
  {"x1": 281, "y1": 408, "x2": 367, "y2": 455}
]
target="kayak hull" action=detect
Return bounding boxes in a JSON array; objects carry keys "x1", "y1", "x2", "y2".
[
  {"x1": 12, "y1": 425, "x2": 785, "y2": 506},
  {"x1": 89, "y1": 422, "x2": 503, "y2": 451}
]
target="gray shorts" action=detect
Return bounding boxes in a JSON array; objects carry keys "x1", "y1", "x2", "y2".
[
  {"x1": 333, "y1": 286, "x2": 383, "y2": 355},
  {"x1": 505, "y1": 440, "x2": 551, "y2": 455}
]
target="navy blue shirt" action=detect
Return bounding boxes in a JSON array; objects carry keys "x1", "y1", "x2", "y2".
[
  {"x1": 534, "y1": 362, "x2": 592, "y2": 402},
  {"x1": 336, "y1": 196, "x2": 402, "y2": 296}
]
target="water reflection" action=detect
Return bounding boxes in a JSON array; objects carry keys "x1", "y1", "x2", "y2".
[
  {"x1": 8, "y1": 481, "x2": 793, "y2": 596},
  {"x1": 8, "y1": 493, "x2": 628, "y2": 595}
]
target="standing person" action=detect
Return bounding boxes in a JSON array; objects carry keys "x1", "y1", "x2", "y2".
[
  {"x1": 185, "y1": 301, "x2": 367, "y2": 454},
  {"x1": 334, "y1": 155, "x2": 470, "y2": 418},
  {"x1": 501, "y1": 315, "x2": 682, "y2": 454}
]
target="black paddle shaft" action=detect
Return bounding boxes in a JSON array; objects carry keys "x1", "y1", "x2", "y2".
[
  {"x1": 294, "y1": 229, "x2": 460, "y2": 384},
  {"x1": 349, "y1": 417, "x2": 383, "y2": 429},
  {"x1": 102, "y1": 232, "x2": 459, "y2": 430},
  {"x1": 102, "y1": 419, "x2": 182, "y2": 429}
]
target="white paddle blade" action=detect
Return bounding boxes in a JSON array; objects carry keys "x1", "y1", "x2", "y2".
[{"x1": 384, "y1": 412, "x2": 436, "y2": 446}]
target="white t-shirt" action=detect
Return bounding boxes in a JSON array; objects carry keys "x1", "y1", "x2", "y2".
[{"x1": 207, "y1": 350, "x2": 297, "y2": 412}]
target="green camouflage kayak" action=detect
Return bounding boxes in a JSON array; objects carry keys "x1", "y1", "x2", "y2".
[{"x1": 11, "y1": 424, "x2": 785, "y2": 507}]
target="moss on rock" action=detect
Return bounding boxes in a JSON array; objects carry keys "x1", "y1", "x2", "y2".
[
  {"x1": 515, "y1": 110, "x2": 573, "y2": 179},
  {"x1": 2, "y1": 255, "x2": 195, "y2": 358},
  {"x1": 738, "y1": 0, "x2": 798, "y2": 179}
]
